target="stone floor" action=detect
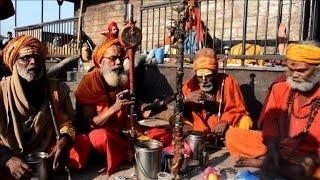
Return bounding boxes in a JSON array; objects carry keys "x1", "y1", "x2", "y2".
[{"x1": 53, "y1": 147, "x2": 272, "y2": 180}]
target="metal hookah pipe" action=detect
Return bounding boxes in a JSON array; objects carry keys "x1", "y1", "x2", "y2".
[{"x1": 217, "y1": 46, "x2": 230, "y2": 121}]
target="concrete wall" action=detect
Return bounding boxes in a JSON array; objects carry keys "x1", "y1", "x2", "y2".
[{"x1": 68, "y1": 63, "x2": 284, "y2": 124}]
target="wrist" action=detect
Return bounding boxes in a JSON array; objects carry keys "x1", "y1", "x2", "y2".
[
  {"x1": 61, "y1": 133, "x2": 73, "y2": 146},
  {"x1": 0, "y1": 145, "x2": 14, "y2": 168}
]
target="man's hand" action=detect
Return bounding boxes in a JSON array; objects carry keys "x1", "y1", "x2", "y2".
[
  {"x1": 211, "y1": 121, "x2": 228, "y2": 137},
  {"x1": 112, "y1": 89, "x2": 135, "y2": 113},
  {"x1": 49, "y1": 136, "x2": 71, "y2": 171},
  {"x1": 5, "y1": 156, "x2": 33, "y2": 179},
  {"x1": 184, "y1": 90, "x2": 205, "y2": 104}
]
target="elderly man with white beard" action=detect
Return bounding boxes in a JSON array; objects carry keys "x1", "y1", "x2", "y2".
[
  {"x1": 0, "y1": 35, "x2": 91, "y2": 179},
  {"x1": 182, "y1": 48, "x2": 252, "y2": 139},
  {"x1": 225, "y1": 40, "x2": 320, "y2": 180},
  {"x1": 74, "y1": 38, "x2": 134, "y2": 175}
]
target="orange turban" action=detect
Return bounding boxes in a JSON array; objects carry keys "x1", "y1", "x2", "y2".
[
  {"x1": 286, "y1": 43, "x2": 320, "y2": 64},
  {"x1": 193, "y1": 48, "x2": 218, "y2": 75},
  {"x1": 92, "y1": 38, "x2": 122, "y2": 68},
  {"x1": 2, "y1": 35, "x2": 45, "y2": 71}
]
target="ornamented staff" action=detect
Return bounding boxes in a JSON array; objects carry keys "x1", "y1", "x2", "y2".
[
  {"x1": 119, "y1": 4, "x2": 142, "y2": 139},
  {"x1": 171, "y1": 0, "x2": 190, "y2": 176}
]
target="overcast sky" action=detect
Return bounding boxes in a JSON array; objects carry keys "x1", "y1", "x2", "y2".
[{"x1": 0, "y1": 0, "x2": 74, "y2": 37}]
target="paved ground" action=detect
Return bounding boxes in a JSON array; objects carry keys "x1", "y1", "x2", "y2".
[{"x1": 53, "y1": 147, "x2": 271, "y2": 180}]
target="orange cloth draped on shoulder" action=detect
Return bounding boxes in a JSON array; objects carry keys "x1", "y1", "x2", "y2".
[
  {"x1": 182, "y1": 74, "x2": 249, "y2": 132},
  {"x1": 226, "y1": 81, "x2": 320, "y2": 175},
  {"x1": 75, "y1": 69, "x2": 130, "y2": 175},
  {"x1": 75, "y1": 69, "x2": 108, "y2": 105}
]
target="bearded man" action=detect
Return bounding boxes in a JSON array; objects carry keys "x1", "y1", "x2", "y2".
[
  {"x1": 182, "y1": 48, "x2": 252, "y2": 138},
  {"x1": 75, "y1": 38, "x2": 133, "y2": 175},
  {"x1": 226, "y1": 40, "x2": 320, "y2": 179},
  {"x1": 0, "y1": 35, "x2": 90, "y2": 179}
]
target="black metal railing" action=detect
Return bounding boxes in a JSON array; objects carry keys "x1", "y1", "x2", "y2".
[
  {"x1": 15, "y1": 17, "x2": 80, "y2": 58},
  {"x1": 140, "y1": 0, "x2": 319, "y2": 65}
]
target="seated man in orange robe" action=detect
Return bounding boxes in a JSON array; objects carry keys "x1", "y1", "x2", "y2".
[
  {"x1": 75, "y1": 38, "x2": 135, "y2": 175},
  {"x1": 182, "y1": 48, "x2": 252, "y2": 138},
  {"x1": 226, "y1": 40, "x2": 320, "y2": 179}
]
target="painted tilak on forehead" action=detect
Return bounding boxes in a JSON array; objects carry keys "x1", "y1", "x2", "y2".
[
  {"x1": 18, "y1": 46, "x2": 41, "y2": 57},
  {"x1": 103, "y1": 45, "x2": 124, "y2": 57}
]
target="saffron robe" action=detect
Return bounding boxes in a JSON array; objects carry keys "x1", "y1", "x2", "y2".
[
  {"x1": 226, "y1": 81, "x2": 320, "y2": 177},
  {"x1": 75, "y1": 69, "x2": 130, "y2": 175},
  {"x1": 182, "y1": 74, "x2": 250, "y2": 132}
]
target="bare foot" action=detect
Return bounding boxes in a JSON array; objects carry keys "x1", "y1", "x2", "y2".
[{"x1": 235, "y1": 157, "x2": 263, "y2": 168}]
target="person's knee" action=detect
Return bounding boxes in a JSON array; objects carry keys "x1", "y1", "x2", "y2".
[
  {"x1": 225, "y1": 127, "x2": 237, "y2": 144},
  {"x1": 88, "y1": 129, "x2": 109, "y2": 147}
]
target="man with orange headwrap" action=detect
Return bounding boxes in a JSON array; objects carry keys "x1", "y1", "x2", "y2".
[
  {"x1": 225, "y1": 40, "x2": 320, "y2": 179},
  {"x1": 101, "y1": 21, "x2": 119, "y2": 40},
  {"x1": 182, "y1": 48, "x2": 252, "y2": 138},
  {"x1": 0, "y1": 35, "x2": 90, "y2": 179},
  {"x1": 75, "y1": 38, "x2": 134, "y2": 175}
]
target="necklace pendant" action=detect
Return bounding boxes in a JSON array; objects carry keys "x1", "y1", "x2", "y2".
[{"x1": 303, "y1": 127, "x2": 307, "y2": 133}]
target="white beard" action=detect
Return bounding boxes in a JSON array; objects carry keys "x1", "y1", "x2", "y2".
[
  {"x1": 286, "y1": 70, "x2": 320, "y2": 92},
  {"x1": 199, "y1": 82, "x2": 214, "y2": 92},
  {"x1": 101, "y1": 67, "x2": 128, "y2": 88},
  {"x1": 16, "y1": 64, "x2": 44, "y2": 82}
]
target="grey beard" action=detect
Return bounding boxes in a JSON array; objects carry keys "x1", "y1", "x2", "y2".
[
  {"x1": 102, "y1": 70, "x2": 128, "y2": 88},
  {"x1": 200, "y1": 82, "x2": 214, "y2": 92},
  {"x1": 16, "y1": 64, "x2": 44, "y2": 82},
  {"x1": 286, "y1": 71, "x2": 320, "y2": 92}
]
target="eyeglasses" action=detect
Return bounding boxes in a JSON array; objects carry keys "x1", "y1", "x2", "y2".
[{"x1": 102, "y1": 56, "x2": 124, "y2": 62}]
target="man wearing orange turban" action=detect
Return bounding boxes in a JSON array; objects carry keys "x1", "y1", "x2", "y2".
[
  {"x1": 75, "y1": 38, "x2": 134, "y2": 175},
  {"x1": 225, "y1": 40, "x2": 320, "y2": 179},
  {"x1": 0, "y1": 35, "x2": 90, "y2": 179},
  {"x1": 182, "y1": 48, "x2": 252, "y2": 138}
]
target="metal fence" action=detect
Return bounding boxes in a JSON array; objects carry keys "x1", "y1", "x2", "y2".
[
  {"x1": 15, "y1": 17, "x2": 80, "y2": 58},
  {"x1": 140, "y1": 0, "x2": 319, "y2": 64}
]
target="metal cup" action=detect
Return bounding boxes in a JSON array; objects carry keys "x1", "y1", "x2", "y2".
[
  {"x1": 26, "y1": 152, "x2": 48, "y2": 180},
  {"x1": 187, "y1": 131, "x2": 205, "y2": 160}
]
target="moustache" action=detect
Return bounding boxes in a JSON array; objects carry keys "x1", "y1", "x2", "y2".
[
  {"x1": 27, "y1": 66, "x2": 39, "y2": 72},
  {"x1": 112, "y1": 66, "x2": 124, "y2": 71}
]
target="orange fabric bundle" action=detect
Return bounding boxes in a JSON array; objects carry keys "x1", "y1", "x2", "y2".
[{"x1": 2, "y1": 35, "x2": 45, "y2": 71}]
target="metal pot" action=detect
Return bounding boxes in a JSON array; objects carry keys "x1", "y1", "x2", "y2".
[
  {"x1": 135, "y1": 140, "x2": 163, "y2": 180},
  {"x1": 26, "y1": 152, "x2": 48, "y2": 180},
  {"x1": 187, "y1": 131, "x2": 205, "y2": 160}
]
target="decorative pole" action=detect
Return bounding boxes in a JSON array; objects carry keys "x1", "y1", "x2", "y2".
[
  {"x1": 119, "y1": 3, "x2": 142, "y2": 140},
  {"x1": 171, "y1": 0, "x2": 189, "y2": 177}
]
